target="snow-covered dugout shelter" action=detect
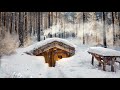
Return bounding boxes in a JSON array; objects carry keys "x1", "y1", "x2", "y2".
[{"x1": 25, "y1": 38, "x2": 75, "y2": 67}]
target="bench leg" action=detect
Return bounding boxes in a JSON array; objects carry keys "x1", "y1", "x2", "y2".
[
  {"x1": 111, "y1": 58, "x2": 115, "y2": 72},
  {"x1": 91, "y1": 56, "x2": 94, "y2": 65},
  {"x1": 111, "y1": 65, "x2": 114, "y2": 72},
  {"x1": 103, "y1": 63, "x2": 106, "y2": 71}
]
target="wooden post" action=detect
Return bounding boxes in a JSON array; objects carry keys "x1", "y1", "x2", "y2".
[
  {"x1": 47, "y1": 50, "x2": 50, "y2": 67},
  {"x1": 52, "y1": 48, "x2": 55, "y2": 67},
  {"x1": 46, "y1": 51, "x2": 49, "y2": 63},
  {"x1": 91, "y1": 55, "x2": 94, "y2": 65},
  {"x1": 51, "y1": 48, "x2": 54, "y2": 67},
  {"x1": 49, "y1": 49, "x2": 52, "y2": 67},
  {"x1": 44, "y1": 52, "x2": 47, "y2": 63}
]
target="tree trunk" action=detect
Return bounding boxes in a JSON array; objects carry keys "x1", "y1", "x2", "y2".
[
  {"x1": 15, "y1": 12, "x2": 18, "y2": 34},
  {"x1": 0, "y1": 12, "x2": 1, "y2": 35},
  {"x1": 83, "y1": 12, "x2": 85, "y2": 44},
  {"x1": 118, "y1": 12, "x2": 120, "y2": 40},
  {"x1": 24, "y1": 12, "x2": 28, "y2": 45},
  {"x1": 29, "y1": 12, "x2": 32, "y2": 36},
  {"x1": 48, "y1": 12, "x2": 51, "y2": 28},
  {"x1": 12, "y1": 12, "x2": 15, "y2": 34},
  {"x1": 112, "y1": 12, "x2": 116, "y2": 46},
  {"x1": 4, "y1": 12, "x2": 6, "y2": 33},
  {"x1": 56, "y1": 12, "x2": 57, "y2": 25},
  {"x1": 18, "y1": 12, "x2": 24, "y2": 47},
  {"x1": 37, "y1": 12, "x2": 41, "y2": 41},
  {"x1": 10, "y1": 13, "x2": 13, "y2": 34},
  {"x1": 51, "y1": 12, "x2": 53, "y2": 26},
  {"x1": 103, "y1": 12, "x2": 107, "y2": 48},
  {"x1": 33, "y1": 13, "x2": 36, "y2": 36}
]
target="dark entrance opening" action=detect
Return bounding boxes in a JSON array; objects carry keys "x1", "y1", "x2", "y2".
[{"x1": 58, "y1": 55, "x2": 62, "y2": 59}]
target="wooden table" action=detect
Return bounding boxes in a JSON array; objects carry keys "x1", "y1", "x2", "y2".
[{"x1": 88, "y1": 47, "x2": 120, "y2": 72}]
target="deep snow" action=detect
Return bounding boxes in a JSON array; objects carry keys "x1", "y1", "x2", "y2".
[{"x1": 0, "y1": 38, "x2": 120, "y2": 78}]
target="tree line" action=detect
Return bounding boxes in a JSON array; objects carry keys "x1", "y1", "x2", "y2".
[{"x1": 0, "y1": 12, "x2": 120, "y2": 47}]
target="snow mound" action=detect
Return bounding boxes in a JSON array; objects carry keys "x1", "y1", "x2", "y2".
[
  {"x1": 23, "y1": 38, "x2": 76, "y2": 53},
  {"x1": 0, "y1": 52, "x2": 48, "y2": 78}
]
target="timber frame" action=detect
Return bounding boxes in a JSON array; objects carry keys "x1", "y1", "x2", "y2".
[{"x1": 26, "y1": 41, "x2": 75, "y2": 67}]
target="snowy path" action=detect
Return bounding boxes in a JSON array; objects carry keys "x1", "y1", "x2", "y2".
[{"x1": 46, "y1": 67, "x2": 65, "y2": 78}]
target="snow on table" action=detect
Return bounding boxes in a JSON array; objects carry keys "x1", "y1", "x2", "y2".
[{"x1": 88, "y1": 47, "x2": 120, "y2": 57}]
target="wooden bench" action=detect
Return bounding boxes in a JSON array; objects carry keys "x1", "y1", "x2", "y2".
[{"x1": 88, "y1": 47, "x2": 120, "y2": 72}]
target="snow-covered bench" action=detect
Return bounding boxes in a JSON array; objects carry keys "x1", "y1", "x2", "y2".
[{"x1": 88, "y1": 47, "x2": 120, "y2": 72}]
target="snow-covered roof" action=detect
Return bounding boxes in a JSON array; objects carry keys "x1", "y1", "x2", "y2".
[
  {"x1": 24, "y1": 38, "x2": 76, "y2": 53},
  {"x1": 88, "y1": 47, "x2": 120, "y2": 56}
]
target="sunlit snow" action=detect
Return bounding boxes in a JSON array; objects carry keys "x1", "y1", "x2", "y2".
[{"x1": 0, "y1": 38, "x2": 120, "y2": 78}]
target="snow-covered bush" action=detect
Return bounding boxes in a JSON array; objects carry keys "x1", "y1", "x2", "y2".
[{"x1": 0, "y1": 32, "x2": 19, "y2": 56}]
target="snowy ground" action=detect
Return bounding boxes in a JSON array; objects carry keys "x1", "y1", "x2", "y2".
[{"x1": 0, "y1": 38, "x2": 120, "y2": 78}]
